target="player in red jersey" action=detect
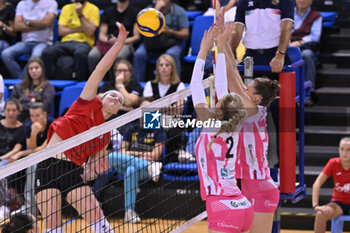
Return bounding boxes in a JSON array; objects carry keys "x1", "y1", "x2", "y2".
[
  {"x1": 313, "y1": 137, "x2": 350, "y2": 233},
  {"x1": 34, "y1": 22, "x2": 128, "y2": 233}
]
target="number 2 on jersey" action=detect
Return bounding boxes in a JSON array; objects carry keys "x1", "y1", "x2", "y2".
[{"x1": 225, "y1": 136, "x2": 234, "y2": 158}]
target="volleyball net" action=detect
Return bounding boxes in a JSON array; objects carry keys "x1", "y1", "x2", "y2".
[{"x1": 0, "y1": 77, "x2": 217, "y2": 233}]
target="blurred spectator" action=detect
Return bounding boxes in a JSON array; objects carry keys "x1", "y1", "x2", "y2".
[
  {"x1": 133, "y1": 0, "x2": 189, "y2": 82},
  {"x1": 1, "y1": 0, "x2": 57, "y2": 79},
  {"x1": 0, "y1": 213, "x2": 40, "y2": 233},
  {"x1": 10, "y1": 102, "x2": 53, "y2": 215},
  {"x1": 130, "y1": 0, "x2": 152, "y2": 10},
  {"x1": 290, "y1": 0, "x2": 322, "y2": 93},
  {"x1": 230, "y1": 0, "x2": 294, "y2": 74},
  {"x1": 99, "y1": 59, "x2": 142, "y2": 115},
  {"x1": 176, "y1": 0, "x2": 210, "y2": 11},
  {"x1": 0, "y1": 99, "x2": 25, "y2": 211},
  {"x1": 88, "y1": 0, "x2": 140, "y2": 74},
  {"x1": 42, "y1": 0, "x2": 99, "y2": 81},
  {"x1": 0, "y1": 0, "x2": 16, "y2": 53},
  {"x1": 108, "y1": 97, "x2": 166, "y2": 223},
  {"x1": 204, "y1": 0, "x2": 237, "y2": 23},
  {"x1": 11, "y1": 57, "x2": 55, "y2": 122},
  {"x1": 0, "y1": 74, "x2": 5, "y2": 118},
  {"x1": 143, "y1": 54, "x2": 186, "y2": 162}
]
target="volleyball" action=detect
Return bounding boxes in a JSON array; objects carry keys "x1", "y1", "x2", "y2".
[{"x1": 136, "y1": 8, "x2": 165, "y2": 37}]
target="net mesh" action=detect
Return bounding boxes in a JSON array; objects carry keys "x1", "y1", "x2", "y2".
[{"x1": 0, "y1": 77, "x2": 215, "y2": 233}]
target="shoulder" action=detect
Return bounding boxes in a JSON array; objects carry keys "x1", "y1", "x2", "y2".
[
  {"x1": 79, "y1": 96, "x2": 102, "y2": 103},
  {"x1": 61, "y1": 3, "x2": 74, "y2": 12},
  {"x1": 16, "y1": 0, "x2": 26, "y2": 8},
  {"x1": 127, "y1": 5, "x2": 139, "y2": 16},
  {"x1": 86, "y1": 2, "x2": 99, "y2": 11},
  {"x1": 173, "y1": 3, "x2": 186, "y2": 13},
  {"x1": 310, "y1": 9, "x2": 321, "y2": 18},
  {"x1": 43, "y1": 81, "x2": 54, "y2": 88},
  {"x1": 44, "y1": 0, "x2": 58, "y2": 7},
  {"x1": 25, "y1": 120, "x2": 32, "y2": 128},
  {"x1": 328, "y1": 157, "x2": 340, "y2": 164}
]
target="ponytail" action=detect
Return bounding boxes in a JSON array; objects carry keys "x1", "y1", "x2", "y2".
[
  {"x1": 254, "y1": 77, "x2": 279, "y2": 106},
  {"x1": 207, "y1": 93, "x2": 246, "y2": 150}
]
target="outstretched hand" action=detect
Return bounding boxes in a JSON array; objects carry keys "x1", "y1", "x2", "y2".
[
  {"x1": 116, "y1": 22, "x2": 128, "y2": 45},
  {"x1": 214, "y1": 22, "x2": 234, "y2": 49},
  {"x1": 199, "y1": 27, "x2": 214, "y2": 54}
]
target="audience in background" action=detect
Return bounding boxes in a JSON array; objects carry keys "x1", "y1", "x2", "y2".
[
  {"x1": 0, "y1": 74, "x2": 5, "y2": 117},
  {"x1": 133, "y1": 0, "x2": 189, "y2": 82},
  {"x1": 88, "y1": 0, "x2": 140, "y2": 75},
  {"x1": 312, "y1": 137, "x2": 350, "y2": 233},
  {"x1": 204, "y1": 0, "x2": 237, "y2": 23},
  {"x1": 1, "y1": 0, "x2": 57, "y2": 79},
  {"x1": 10, "y1": 102, "x2": 53, "y2": 215},
  {"x1": 11, "y1": 57, "x2": 55, "y2": 122},
  {"x1": 99, "y1": 59, "x2": 142, "y2": 115},
  {"x1": 176, "y1": 0, "x2": 210, "y2": 11},
  {"x1": 42, "y1": 0, "x2": 99, "y2": 81},
  {"x1": 130, "y1": 0, "x2": 152, "y2": 10},
  {"x1": 0, "y1": 99, "x2": 25, "y2": 166},
  {"x1": 291, "y1": 0, "x2": 322, "y2": 105},
  {"x1": 0, "y1": 213, "x2": 40, "y2": 233},
  {"x1": 109, "y1": 97, "x2": 166, "y2": 223},
  {"x1": 230, "y1": 0, "x2": 294, "y2": 74},
  {"x1": 0, "y1": 99, "x2": 25, "y2": 211},
  {"x1": 0, "y1": 0, "x2": 16, "y2": 53},
  {"x1": 143, "y1": 54, "x2": 186, "y2": 163}
]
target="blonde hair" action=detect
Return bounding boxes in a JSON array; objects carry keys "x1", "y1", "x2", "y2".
[
  {"x1": 340, "y1": 137, "x2": 350, "y2": 143},
  {"x1": 208, "y1": 93, "x2": 246, "y2": 149},
  {"x1": 152, "y1": 54, "x2": 180, "y2": 85}
]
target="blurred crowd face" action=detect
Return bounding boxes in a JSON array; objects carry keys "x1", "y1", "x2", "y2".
[
  {"x1": 296, "y1": 0, "x2": 312, "y2": 10},
  {"x1": 115, "y1": 63, "x2": 132, "y2": 84},
  {"x1": 339, "y1": 140, "x2": 350, "y2": 162},
  {"x1": 29, "y1": 108, "x2": 47, "y2": 126},
  {"x1": 5, "y1": 103, "x2": 20, "y2": 122},
  {"x1": 28, "y1": 61, "x2": 43, "y2": 82},
  {"x1": 157, "y1": 58, "x2": 172, "y2": 83}
]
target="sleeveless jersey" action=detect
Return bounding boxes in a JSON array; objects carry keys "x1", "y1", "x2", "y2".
[
  {"x1": 235, "y1": 106, "x2": 270, "y2": 180},
  {"x1": 195, "y1": 129, "x2": 242, "y2": 200}
]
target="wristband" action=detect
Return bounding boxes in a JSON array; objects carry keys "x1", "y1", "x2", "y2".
[
  {"x1": 116, "y1": 84, "x2": 125, "y2": 90},
  {"x1": 313, "y1": 205, "x2": 318, "y2": 209},
  {"x1": 276, "y1": 50, "x2": 285, "y2": 56}
]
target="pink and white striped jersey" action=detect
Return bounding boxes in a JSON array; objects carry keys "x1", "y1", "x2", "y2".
[
  {"x1": 235, "y1": 106, "x2": 271, "y2": 180},
  {"x1": 195, "y1": 129, "x2": 242, "y2": 200}
]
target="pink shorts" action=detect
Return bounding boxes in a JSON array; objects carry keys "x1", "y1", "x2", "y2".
[
  {"x1": 241, "y1": 178, "x2": 280, "y2": 213},
  {"x1": 206, "y1": 194, "x2": 254, "y2": 233}
]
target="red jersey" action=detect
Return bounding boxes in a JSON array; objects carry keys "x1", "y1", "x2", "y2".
[
  {"x1": 322, "y1": 157, "x2": 350, "y2": 204},
  {"x1": 48, "y1": 97, "x2": 111, "y2": 166}
]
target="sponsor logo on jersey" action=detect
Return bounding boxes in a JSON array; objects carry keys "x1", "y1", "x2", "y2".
[
  {"x1": 335, "y1": 183, "x2": 350, "y2": 193},
  {"x1": 217, "y1": 222, "x2": 239, "y2": 229},
  {"x1": 264, "y1": 200, "x2": 278, "y2": 208}
]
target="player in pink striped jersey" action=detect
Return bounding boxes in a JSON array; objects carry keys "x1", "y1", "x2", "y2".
[
  {"x1": 191, "y1": 25, "x2": 253, "y2": 233},
  {"x1": 215, "y1": 15, "x2": 280, "y2": 233}
]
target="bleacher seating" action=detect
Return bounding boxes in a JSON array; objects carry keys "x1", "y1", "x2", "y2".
[
  {"x1": 183, "y1": 15, "x2": 214, "y2": 64},
  {"x1": 320, "y1": 11, "x2": 338, "y2": 28},
  {"x1": 331, "y1": 215, "x2": 350, "y2": 233},
  {"x1": 3, "y1": 85, "x2": 9, "y2": 100},
  {"x1": 186, "y1": 11, "x2": 203, "y2": 26},
  {"x1": 58, "y1": 85, "x2": 83, "y2": 116}
]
